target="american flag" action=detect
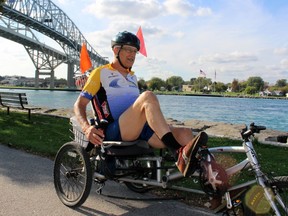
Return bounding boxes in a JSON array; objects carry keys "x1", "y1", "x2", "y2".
[{"x1": 200, "y1": 70, "x2": 206, "y2": 77}]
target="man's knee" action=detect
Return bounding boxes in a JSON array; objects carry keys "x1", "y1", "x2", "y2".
[{"x1": 139, "y1": 91, "x2": 158, "y2": 103}]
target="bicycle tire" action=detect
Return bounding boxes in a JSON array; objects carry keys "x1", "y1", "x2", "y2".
[
  {"x1": 244, "y1": 176, "x2": 288, "y2": 216},
  {"x1": 268, "y1": 176, "x2": 288, "y2": 216},
  {"x1": 53, "y1": 142, "x2": 93, "y2": 207}
]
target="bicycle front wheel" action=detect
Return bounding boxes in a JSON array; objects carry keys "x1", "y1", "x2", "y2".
[
  {"x1": 244, "y1": 176, "x2": 288, "y2": 216},
  {"x1": 53, "y1": 142, "x2": 92, "y2": 207},
  {"x1": 268, "y1": 176, "x2": 288, "y2": 216}
]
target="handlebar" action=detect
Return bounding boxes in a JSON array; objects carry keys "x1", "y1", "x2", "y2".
[
  {"x1": 85, "y1": 118, "x2": 109, "y2": 152},
  {"x1": 90, "y1": 118, "x2": 108, "y2": 129},
  {"x1": 241, "y1": 122, "x2": 266, "y2": 140}
]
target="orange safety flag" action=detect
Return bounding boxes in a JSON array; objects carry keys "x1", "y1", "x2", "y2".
[
  {"x1": 80, "y1": 43, "x2": 92, "y2": 73},
  {"x1": 136, "y1": 26, "x2": 147, "y2": 57}
]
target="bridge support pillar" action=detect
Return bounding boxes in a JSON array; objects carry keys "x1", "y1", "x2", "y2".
[
  {"x1": 67, "y1": 62, "x2": 75, "y2": 89},
  {"x1": 50, "y1": 70, "x2": 55, "y2": 89},
  {"x1": 35, "y1": 69, "x2": 39, "y2": 88}
]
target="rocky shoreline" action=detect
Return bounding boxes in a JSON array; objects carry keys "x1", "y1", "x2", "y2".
[
  {"x1": 37, "y1": 108, "x2": 288, "y2": 147},
  {"x1": 166, "y1": 118, "x2": 288, "y2": 147}
]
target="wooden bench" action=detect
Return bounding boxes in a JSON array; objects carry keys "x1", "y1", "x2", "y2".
[{"x1": 0, "y1": 92, "x2": 40, "y2": 119}]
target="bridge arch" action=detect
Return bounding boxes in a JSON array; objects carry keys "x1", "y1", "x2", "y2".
[{"x1": 0, "y1": 0, "x2": 108, "y2": 88}]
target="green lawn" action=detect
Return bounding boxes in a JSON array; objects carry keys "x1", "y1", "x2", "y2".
[
  {"x1": 0, "y1": 109, "x2": 71, "y2": 158},
  {"x1": 0, "y1": 108, "x2": 287, "y2": 176}
]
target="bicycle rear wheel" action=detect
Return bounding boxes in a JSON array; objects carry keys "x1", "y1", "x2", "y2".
[{"x1": 53, "y1": 142, "x2": 92, "y2": 207}]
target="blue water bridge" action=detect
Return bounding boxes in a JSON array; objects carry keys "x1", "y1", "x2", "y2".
[{"x1": 0, "y1": 0, "x2": 108, "y2": 88}]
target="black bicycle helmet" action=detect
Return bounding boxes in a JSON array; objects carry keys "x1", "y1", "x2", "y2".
[{"x1": 111, "y1": 31, "x2": 140, "y2": 51}]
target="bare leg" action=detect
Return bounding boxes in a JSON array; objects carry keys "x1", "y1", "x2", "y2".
[
  {"x1": 147, "y1": 126, "x2": 195, "y2": 148},
  {"x1": 119, "y1": 91, "x2": 170, "y2": 141},
  {"x1": 171, "y1": 127, "x2": 194, "y2": 146}
]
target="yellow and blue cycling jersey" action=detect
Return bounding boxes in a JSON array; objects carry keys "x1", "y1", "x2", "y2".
[{"x1": 81, "y1": 63, "x2": 140, "y2": 122}]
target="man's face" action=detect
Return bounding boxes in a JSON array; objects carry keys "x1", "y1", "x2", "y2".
[{"x1": 116, "y1": 45, "x2": 138, "y2": 68}]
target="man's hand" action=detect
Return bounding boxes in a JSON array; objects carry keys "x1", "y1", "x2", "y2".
[{"x1": 83, "y1": 125, "x2": 105, "y2": 145}]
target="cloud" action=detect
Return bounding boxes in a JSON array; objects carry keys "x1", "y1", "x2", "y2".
[
  {"x1": 84, "y1": 0, "x2": 212, "y2": 21},
  {"x1": 133, "y1": 57, "x2": 174, "y2": 80},
  {"x1": 84, "y1": 0, "x2": 163, "y2": 20},
  {"x1": 163, "y1": 0, "x2": 212, "y2": 17},
  {"x1": 199, "y1": 51, "x2": 258, "y2": 64},
  {"x1": 274, "y1": 47, "x2": 288, "y2": 55},
  {"x1": 280, "y1": 58, "x2": 288, "y2": 67},
  {"x1": 55, "y1": 0, "x2": 68, "y2": 5},
  {"x1": 195, "y1": 7, "x2": 213, "y2": 16}
]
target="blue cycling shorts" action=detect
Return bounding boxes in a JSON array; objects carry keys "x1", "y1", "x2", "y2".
[{"x1": 104, "y1": 120, "x2": 154, "y2": 141}]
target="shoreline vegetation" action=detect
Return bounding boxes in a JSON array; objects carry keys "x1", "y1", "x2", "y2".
[
  {"x1": 0, "y1": 86, "x2": 287, "y2": 100},
  {"x1": 154, "y1": 90, "x2": 288, "y2": 100}
]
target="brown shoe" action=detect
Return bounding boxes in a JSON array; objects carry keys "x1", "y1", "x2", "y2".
[{"x1": 176, "y1": 131, "x2": 208, "y2": 176}]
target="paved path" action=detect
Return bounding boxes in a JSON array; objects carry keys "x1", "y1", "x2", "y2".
[{"x1": 0, "y1": 144, "x2": 215, "y2": 216}]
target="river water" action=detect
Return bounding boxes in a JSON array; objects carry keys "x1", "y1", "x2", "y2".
[{"x1": 1, "y1": 89, "x2": 287, "y2": 132}]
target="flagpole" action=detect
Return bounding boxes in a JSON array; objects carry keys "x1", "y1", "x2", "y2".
[{"x1": 214, "y1": 70, "x2": 216, "y2": 92}]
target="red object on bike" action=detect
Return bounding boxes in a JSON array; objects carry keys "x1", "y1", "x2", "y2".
[{"x1": 202, "y1": 157, "x2": 229, "y2": 195}]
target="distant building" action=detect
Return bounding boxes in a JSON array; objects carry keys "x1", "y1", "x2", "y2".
[
  {"x1": 0, "y1": 76, "x2": 44, "y2": 87},
  {"x1": 182, "y1": 84, "x2": 193, "y2": 92},
  {"x1": 259, "y1": 89, "x2": 272, "y2": 96},
  {"x1": 259, "y1": 89, "x2": 284, "y2": 97},
  {"x1": 226, "y1": 87, "x2": 232, "y2": 92},
  {"x1": 274, "y1": 90, "x2": 284, "y2": 96},
  {"x1": 0, "y1": 76, "x2": 19, "y2": 85}
]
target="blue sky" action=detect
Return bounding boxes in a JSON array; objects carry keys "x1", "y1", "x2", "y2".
[{"x1": 1, "y1": 0, "x2": 288, "y2": 84}]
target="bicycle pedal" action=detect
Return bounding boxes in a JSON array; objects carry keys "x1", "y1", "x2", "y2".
[{"x1": 232, "y1": 199, "x2": 242, "y2": 208}]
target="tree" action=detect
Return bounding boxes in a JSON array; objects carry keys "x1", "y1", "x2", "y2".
[
  {"x1": 148, "y1": 77, "x2": 166, "y2": 91},
  {"x1": 190, "y1": 78, "x2": 197, "y2": 85},
  {"x1": 275, "y1": 79, "x2": 287, "y2": 87},
  {"x1": 214, "y1": 82, "x2": 227, "y2": 92},
  {"x1": 281, "y1": 85, "x2": 288, "y2": 94},
  {"x1": 246, "y1": 76, "x2": 264, "y2": 91},
  {"x1": 138, "y1": 78, "x2": 147, "y2": 91},
  {"x1": 55, "y1": 78, "x2": 68, "y2": 87},
  {"x1": 166, "y1": 76, "x2": 184, "y2": 91},
  {"x1": 238, "y1": 81, "x2": 247, "y2": 92},
  {"x1": 245, "y1": 86, "x2": 257, "y2": 94},
  {"x1": 231, "y1": 79, "x2": 240, "y2": 92},
  {"x1": 193, "y1": 77, "x2": 212, "y2": 92}
]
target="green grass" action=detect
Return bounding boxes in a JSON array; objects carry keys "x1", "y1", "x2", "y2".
[
  {"x1": 0, "y1": 109, "x2": 71, "y2": 158},
  {"x1": 1, "y1": 108, "x2": 287, "y2": 176}
]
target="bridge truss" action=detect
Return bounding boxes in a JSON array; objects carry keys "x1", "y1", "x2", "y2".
[{"x1": 0, "y1": 0, "x2": 108, "y2": 88}]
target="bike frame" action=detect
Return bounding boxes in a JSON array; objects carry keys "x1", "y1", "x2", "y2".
[{"x1": 100, "y1": 137, "x2": 286, "y2": 215}]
